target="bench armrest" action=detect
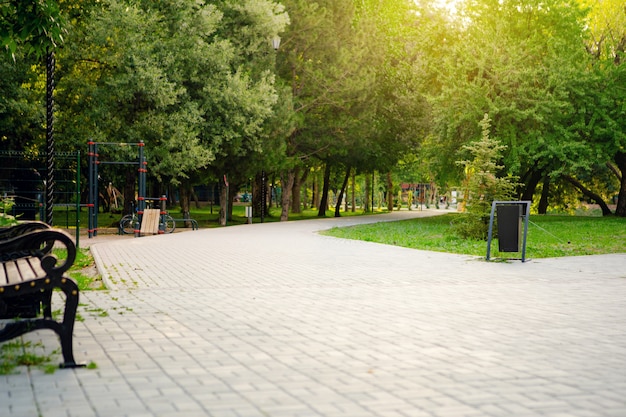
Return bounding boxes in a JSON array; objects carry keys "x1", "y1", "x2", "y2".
[
  {"x1": 0, "y1": 221, "x2": 51, "y2": 241},
  {"x1": 0, "y1": 229, "x2": 76, "y2": 277}
]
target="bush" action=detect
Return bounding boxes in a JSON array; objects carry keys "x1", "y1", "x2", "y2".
[{"x1": 0, "y1": 197, "x2": 18, "y2": 227}]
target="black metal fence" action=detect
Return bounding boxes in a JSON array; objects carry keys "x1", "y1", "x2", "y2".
[{"x1": 0, "y1": 150, "x2": 80, "y2": 229}]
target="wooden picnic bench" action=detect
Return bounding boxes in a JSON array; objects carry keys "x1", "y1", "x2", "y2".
[{"x1": 0, "y1": 222, "x2": 83, "y2": 368}]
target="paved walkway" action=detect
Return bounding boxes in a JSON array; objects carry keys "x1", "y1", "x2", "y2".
[{"x1": 2, "y1": 210, "x2": 626, "y2": 417}]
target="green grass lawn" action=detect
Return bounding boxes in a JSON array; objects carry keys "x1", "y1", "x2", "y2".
[
  {"x1": 52, "y1": 205, "x2": 625, "y2": 259},
  {"x1": 321, "y1": 213, "x2": 626, "y2": 259}
]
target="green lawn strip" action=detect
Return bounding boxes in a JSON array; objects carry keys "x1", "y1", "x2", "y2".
[
  {"x1": 52, "y1": 247, "x2": 105, "y2": 291},
  {"x1": 321, "y1": 213, "x2": 626, "y2": 259}
]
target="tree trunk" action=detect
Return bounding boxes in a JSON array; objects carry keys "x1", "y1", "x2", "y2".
[
  {"x1": 521, "y1": 168, "x2": 543, "y2": 202},
  {"x1": 614, "y1": 151, "x2": 626, "y2": 217},
  {"x1": 191, "y1": 187, "x2": 200, "y2": 209},
  {"x1": 538, "y1": 176, "x2": 550, "y2": 214},
  {"x1": 562, "y1": 175, "x2": 613, "y2": 216},
  {"x1": 229, "y1": 182, "x2": 237, "y2": 220},
  {"x1": 335, "y1": 166, "x2": 351, "y2": 218},
  {"x1": 372, "y1": 172, "x2": 376, "y2": 210},
  {"x1": 179, "y1": 182, "x2": 192, "y2": 227},
  {"x1": 606, "y1": 161, "x2": 622, "y2": 182},
  {"x1": 291, "y1": 166, "x2": 301, "y2": 213},
  {"x1": 386, "y1": 172, "x2": 394, "y2": 211},
  {"x1": 351, "y1": 170, "x2": 356, "y2": 212},
  {"x1": 252, "y1": 172, "x2": 264, "y2": 219},
  {"x1": 318, "y1": 164, "x2": 331, "y2": 217},
  {"x1": 291, "y1": 167, "x2": 308, "y2": 214},
  {"x1": 280, "y1": 170, "x2": 295, "y2": 221},
  {"x1": 364, "y1": 173, "x2": 371, "y2": 212},
  {"x1": 219, "y1": 182, "x2": 228, "y2": 226},
  {"x1": 310, "y1": 175, "x2": 316, "y2": 209}
]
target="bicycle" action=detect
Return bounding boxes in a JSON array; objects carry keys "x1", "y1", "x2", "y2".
[
  {"x1": 119, "y1": 202, "x2": 139, "y2": 234},
  {"x1": 119, "y1": 201, "x2": 176, "y2": 234}
]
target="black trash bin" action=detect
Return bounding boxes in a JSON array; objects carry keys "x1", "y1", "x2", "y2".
[{"x1": 496, "y1": 203, "x2": 522, "y2": 252}]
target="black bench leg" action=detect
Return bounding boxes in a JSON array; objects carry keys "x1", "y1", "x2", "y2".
[{"x1": 56, "y1": 278, "x2": 85, "y2": 368}]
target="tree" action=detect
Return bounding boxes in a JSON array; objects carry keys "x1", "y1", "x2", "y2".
[
  {"x1": 273, "y1": 0, "x2": 428, "y2": 220},
  {"x1": 427, "y1": 0, "x2": 596, "y2": 212},
  {"x1": 56, "y1": 0, "x2": 288, "y2": 225},
  {"x1": 454, "y1": 114, "x2": 517, "y2": 239},
  {"x1": 580, "y1": 0, "x2": 626, "y2": 216},
  {"x1": 57, "y1": 0, "x2": 214, "y2": 215},
  {"x1": 0, "y1": 54, "x2": 43, "y2": 151},
  {"x1": 197, "y1": 0, "x2": 289, "y2": 225}
]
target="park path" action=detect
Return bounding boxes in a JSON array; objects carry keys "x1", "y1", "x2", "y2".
[{"x1": 2, "y1": 209, "x2": 626, "y2": 417}]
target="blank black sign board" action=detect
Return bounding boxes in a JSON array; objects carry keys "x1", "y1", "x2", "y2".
[{"x1": 496, "y1": 204, "x2": 522, "y2": 252}]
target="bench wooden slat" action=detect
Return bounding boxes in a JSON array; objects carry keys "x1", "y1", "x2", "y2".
[{"x1": 0, "y1": 258, "x2": 46, "y2": 284}]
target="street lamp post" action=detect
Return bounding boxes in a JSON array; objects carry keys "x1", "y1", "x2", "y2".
[
  {"x1": 261, "y1": 170, "x2": 266, "y2": 223},
  {"x1": 46, "y1": 50, "x2": 55, "y2": 226},
  {"x1": 259, "y1": 35, "x2": 280, "y2": 223}
]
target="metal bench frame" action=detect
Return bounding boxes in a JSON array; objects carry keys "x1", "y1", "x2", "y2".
[{"x1": 0, "y1": 222, "x2": 84, "y2": 368}]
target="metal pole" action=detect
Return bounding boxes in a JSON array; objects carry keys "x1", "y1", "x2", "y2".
[
  {"x1": 87, "y1": 141, "x2": 94, "y2": 238},
  {"x1": 75, "y1": 150, "x2": 81, "y2": 247},
  {"x1": 223, "y1": 174, "x2": 229, "y2": 226},
  {"x1": 521, "y1": 201, "x2": 531, "y2": 262},
  {"x1": 261, "y1": 170, "x2": 266, "y2": 223},
  {"x1": 368, "y1": 171, "x2": 372, "y2": 211},
  {"x1": 159, "y1": 195, "x2": 166, "y2": 233},
  {"x1": 94, "y1": 143, "x2": 99, "y2": 236},
  {"x1": 137, "y1": 141, "x2": 146, "y2": 236},
  {"x1": 45, "y1": 50, "x2": 55, "y2": 225},
  {"x1": 486, "y1": 201, "x2": 497, "y2": 261}
]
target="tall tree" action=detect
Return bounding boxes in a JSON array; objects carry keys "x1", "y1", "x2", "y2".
[
  {"x1": 427, "y1": 0, "x2": 597, "y2": 212},
  {"x1": 580, "y1": 0, "x2": 626, "y2": 216},
  {"x1": 56, "y1": 0, "x2": 288, "y2": 224}
]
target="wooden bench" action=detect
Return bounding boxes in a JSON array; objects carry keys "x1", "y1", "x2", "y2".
[{"x1": 0, "y1": 222, "x2": 83, "y2": 368}]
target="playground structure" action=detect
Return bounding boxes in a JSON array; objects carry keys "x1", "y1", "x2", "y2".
[
  {"x1": 87, "y1": 141, "x2": 146, "y2": 238},
  {"x1": 87, "y1": 141, "x2": 175, "y2": 239},
  {"x1": 87, "y1": 141, "x2": 186, "y2": 238}
]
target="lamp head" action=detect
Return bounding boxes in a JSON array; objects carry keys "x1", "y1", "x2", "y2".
[{"x1": 272, "y1": 36, "x2": 281, "y2": 51}]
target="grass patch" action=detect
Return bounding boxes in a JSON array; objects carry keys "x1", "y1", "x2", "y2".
[
  {"x1": 321, "y1": 213, "x2": 626, "y2": 259},
  {"x1": 0, "y1": 340, "x2": 59, "y2": 375},
  {"x1": 52, "y1": 247, "x2": 105, "y2": 291}
]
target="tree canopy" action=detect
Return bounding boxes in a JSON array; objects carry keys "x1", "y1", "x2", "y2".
[{"x1": 1, "y1": 0, "x2": 625, "y2": 219}]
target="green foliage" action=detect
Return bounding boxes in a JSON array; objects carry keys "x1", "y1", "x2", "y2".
[
  {"x1": 0, "y1": 196, "x2": 18, "y2": 226},
  {"x1": 322, "y1": 213, "x2": 626, "y2": 259},
  {"x1": 1, "y1": 0, "x2": 624, "y2": 220},
  {"x1": 422, "y1": 0, "x2": 609, "y2": 203},
  {"x1": 453, "y1": 114, "x2": 517, "y2": 239},
  {"x1": 0, "y1": 53, "x2": 44, "y2": 151},
  {"x1": 0, "y1": 0, "x2": 66, "y2": 60}
]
